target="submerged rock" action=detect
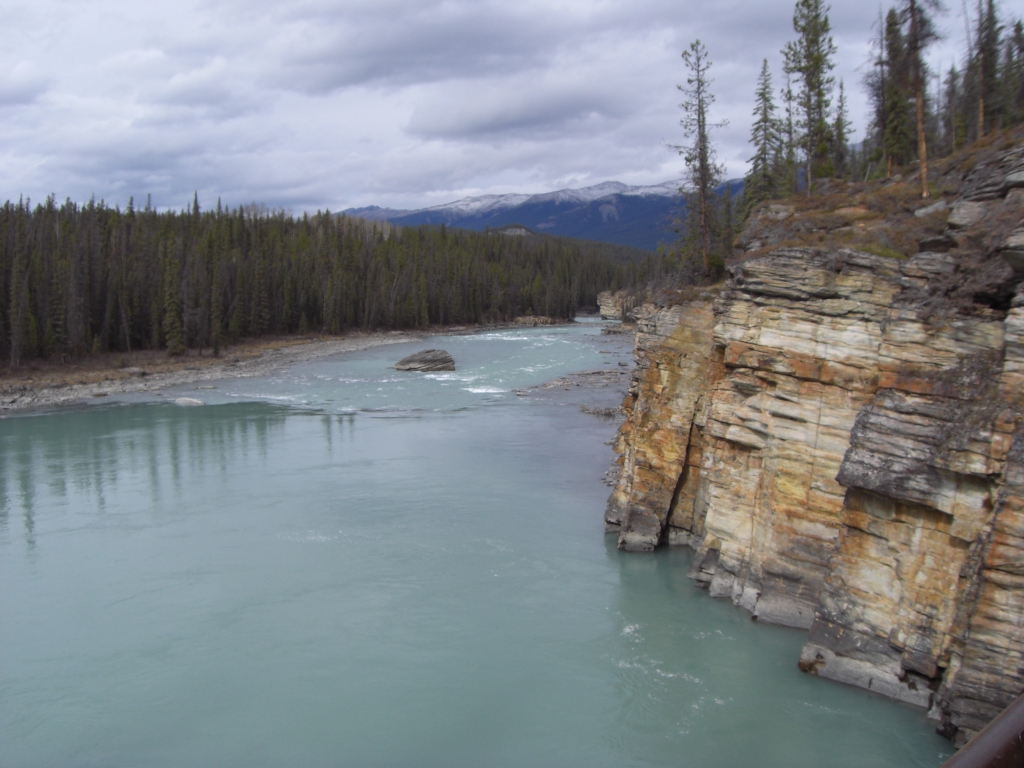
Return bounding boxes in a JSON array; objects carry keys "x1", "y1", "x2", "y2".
[
  {"x1": 174, "y1": 397, "x2": 205, "y2": 406},
  {"x1": 394, "y1": 349, "x2": 455, "y2": 372}
]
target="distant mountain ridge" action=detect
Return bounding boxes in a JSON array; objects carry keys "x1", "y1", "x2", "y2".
[{"x1": 345, "y1": 181, "x2": 693, "y2": 252}]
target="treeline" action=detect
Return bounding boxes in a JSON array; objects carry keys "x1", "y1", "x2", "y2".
[
  {"x1": 741, "y1": 0, "x2": 1024, "y2": 216},
  {"x1": 666, "y1": 0, "x2": 1024, "y2": 286},
  {"x1": 868, "y1": 1, "x2": 1024, "y2": 168},
  {"x1": 0, "y1": 196, "x2": 644, "y2": 366}
]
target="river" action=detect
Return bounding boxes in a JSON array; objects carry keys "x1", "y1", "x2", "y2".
[{"x1": 0, "y1": 322, "x2": 954, "y2": 767}]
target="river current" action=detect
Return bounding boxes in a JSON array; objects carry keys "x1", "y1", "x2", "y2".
[{"x1": 1, "y1": 322, "x2": 954, "y2": 767}]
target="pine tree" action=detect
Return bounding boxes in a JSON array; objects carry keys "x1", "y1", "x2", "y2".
[
  {"x1": 781, "y1": 72, "x2": 799, "y2": 193},
  {"x1": 1008, "y1": 21, "x2": 1024, "y2": 124},
  {"x1": 674, "y1": 39, "x2": 727, "y2": 280},
  {"x1": 783, "y1": 0, "x2": 837, "y2": 195},
  {"x1": 898, "y1": 0, "x2": 945, "y2": 197},
  {"x1": 864, "y1": 8, "x2": 887, "y2": 166},
  {"x1": 943, "y1": 65, "x2": 963, "y2": 152},
  {"x1": 883, "y1": 8, "x2": 916, "y2": 170},
  {"x1": 163, "y1": 251, "x2": 186, "y2": 357},
  {"x1": 745, "y1": 59, "x2": 783, "y2": 216},
  {"x1": 976, "y1": 0, "x2": 1001, "y2": 135},
  {"x1": 832, "y1": 79, "x2": 853, "y2": 177}
]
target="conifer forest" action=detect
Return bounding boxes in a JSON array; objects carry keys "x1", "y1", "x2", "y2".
[{"x1": 0, "y1": 199, "x2": 642, "y2": 366}]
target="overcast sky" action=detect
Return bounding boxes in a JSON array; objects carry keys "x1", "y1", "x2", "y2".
[{"x1": 1, "y1": 0, "x2": 978, "y2": 213}]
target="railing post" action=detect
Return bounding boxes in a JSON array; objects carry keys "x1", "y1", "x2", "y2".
[{"x1": 941, "y1": 693, "x2": 1024, "y2": 768}]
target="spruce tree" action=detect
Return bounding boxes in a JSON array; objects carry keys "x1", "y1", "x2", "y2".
[
  {"x1": 781, "y1": 72, "x2": 799, "y2": 193},
  {"x1": 1008, "y1": 21, "x2": 1024, "y2": 123},
  {"x1": 883, "y1": 9, "x2": 915, "y2": 171},
  {"x1": 898, "y1": 0, "x2": 945, "y2": 197},
  {"x1": 783, "y1": 0, "x2": 837, "y2": 195},
  {"x1": 832, "y1": 79, "x2": 852, "y2": 177},
  {"x1": 163, "y1": 254, "x2": 185, "y2": 357},
  {"x1": 675, "y1": 39, "x2": 726, "y2": 280},
  {"x1": 976, "y1": 0, "x2": 1000, "y2": 135},
  {"x1": 745, "y1": 59, "x2": 783, "y2": 215}
]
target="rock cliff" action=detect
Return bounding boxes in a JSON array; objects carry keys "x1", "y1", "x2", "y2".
[
  {"x1": 597, "y1": 289, "x2": 638, "y2": 320},
  {"x1": 606, "y1": 132, "x2": 1024, "y2": 744}
]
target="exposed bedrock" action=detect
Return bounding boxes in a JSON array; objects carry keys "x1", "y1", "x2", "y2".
[
  {"x1": 597, "y1": 289, "x2": 640, "y2": 321},
  {"x1": 606, "y1": 138, "x2": 1024, "y2": 744}
]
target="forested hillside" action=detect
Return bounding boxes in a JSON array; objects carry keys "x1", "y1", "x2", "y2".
[{"x1": 0, "y1": 197, "x2": 644, "y2": 366}]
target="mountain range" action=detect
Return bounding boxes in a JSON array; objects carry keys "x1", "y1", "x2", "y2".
[{"x1": 345, "y1": 181, "x2": 697, "y2": 252}]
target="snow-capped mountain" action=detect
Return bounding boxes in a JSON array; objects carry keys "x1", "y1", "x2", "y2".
[{"x1": 344, "y1": 180, "x2": 703, "y2": 252}]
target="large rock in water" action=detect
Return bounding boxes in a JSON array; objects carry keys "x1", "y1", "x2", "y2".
[{"x1": 394, "y1": 349, "x2": 455, "y2": 372}]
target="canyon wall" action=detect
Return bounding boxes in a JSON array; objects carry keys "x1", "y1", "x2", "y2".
[{"x1": 606, "y1": 138, "x2": 1024, "y2": 744}]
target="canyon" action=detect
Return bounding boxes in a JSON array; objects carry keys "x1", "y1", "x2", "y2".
[{"x1": 604, "y1": 133, "x2": 1024, "y2": 745}]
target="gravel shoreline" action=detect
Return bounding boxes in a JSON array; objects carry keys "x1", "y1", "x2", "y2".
[
  {"x1": 0, "y1": 332, "x2": 427, "y2": 415},
  {"x1": 1, "y1": 319, "x2": 601, "y2": 415}
]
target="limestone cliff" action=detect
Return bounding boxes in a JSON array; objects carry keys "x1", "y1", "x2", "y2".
[
  {"x1": 606, "y1": 132, "x2": 1024, "y2": 744},
  {"x1": 597, "y1": 289, "x2": 639, "y2": 320}
]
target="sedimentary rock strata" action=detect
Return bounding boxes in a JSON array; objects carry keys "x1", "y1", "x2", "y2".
[
  {"x1": 597, "y1": 290, "x2": 637, "y2": 320},
  {"x1": 607, "y1": 135, "x2": 1024, "y2": 744}
]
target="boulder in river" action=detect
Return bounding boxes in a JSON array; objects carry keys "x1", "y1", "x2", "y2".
[{"x1": 393, "y1": 349, "x2": 455, "y2": 372}]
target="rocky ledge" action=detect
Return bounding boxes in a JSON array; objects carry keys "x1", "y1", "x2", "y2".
[
  {"x1": 606, "y1": 132, "x2": 1024, "y2": 745},
  {"x1": 394, "y1": 349, "x2": 456, "y2": 371}
]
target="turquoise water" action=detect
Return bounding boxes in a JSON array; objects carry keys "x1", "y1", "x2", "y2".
[{"x1": 1, "y1": 324, "x2": 954, "y2": 767}]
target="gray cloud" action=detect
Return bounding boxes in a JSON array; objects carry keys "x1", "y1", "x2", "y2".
[
  {"x1": 0, "y1": 62, "x2": 49, "y2": 106},
  {"x1": 0, "y1": 0, "x2": 980, "y2": 213}
]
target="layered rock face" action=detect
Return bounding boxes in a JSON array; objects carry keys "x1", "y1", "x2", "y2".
[
  {"x1": 597, "y1": 290, "x2": 637, "y2": 320},
  {"x1": 607, "y1": 137, "x2": 1024, "y2": 744}
]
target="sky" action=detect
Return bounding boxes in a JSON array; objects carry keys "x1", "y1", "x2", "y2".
[{"x1": 0, "y1": 0, "x2": 982, "y2": 213}]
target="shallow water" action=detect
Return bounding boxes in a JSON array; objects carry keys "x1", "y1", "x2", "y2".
[{"x1": 1, "y1": 323, "x2": 954, "y2": 767}]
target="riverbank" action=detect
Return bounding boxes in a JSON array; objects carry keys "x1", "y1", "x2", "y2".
[
  {"x1": 0, "y1": 334, "x2": 414, "y2": 414},
  {"x1": 1, "y1": 320, "x2": 587, "y2": 414}
]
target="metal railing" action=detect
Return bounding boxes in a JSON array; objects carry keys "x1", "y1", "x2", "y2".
[{"x1": 941, "y1": 694, "x2": 1024, "y2": 768}]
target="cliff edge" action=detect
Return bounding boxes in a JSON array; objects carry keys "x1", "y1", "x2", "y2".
[{"x1": 606, "y1": 131, "x2": 1024, "y2": 745}]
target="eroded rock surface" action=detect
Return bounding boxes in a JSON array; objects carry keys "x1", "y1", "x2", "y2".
[
  {"x1": 608, "y1": 134, "x2": 1024, "y2": 744},
  {"x1": 597, "y1": 289, "x2": 638, "y2": 320},
  {"x1": 394, "y1": 349, "x2": 455, "y2": 371}
]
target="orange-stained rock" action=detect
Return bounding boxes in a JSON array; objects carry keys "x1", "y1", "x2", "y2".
[
  {"x1": 605, "y1": 301, "x2": 717, "y2": 551},
  {"x1": 606, "y1": 137, "x2": 1024, "y2": 745}
]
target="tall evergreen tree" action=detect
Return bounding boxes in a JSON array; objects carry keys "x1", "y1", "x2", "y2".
[
  {"x1": 832, "y1": 79, "x2": 853, "y2": 177},
  {"x1": 943, "y1": 64, "x2": 966, "y2": 152},
  {"x1": 781, "y1": 72, "x2": 799, "y2": 193},
  {"x1": 1007, "y1": 21, "x2": 1024, "y2": 123},
  {"x1": 675, "y1": 39, "x2": 726, "y2": 279},
  {"x1": 883, "y1": 8, "x2": 915, "y2": 171},
  {"x1": 783, "y1": 0, "x2": 837, "y2": 195},
  {"x1": 976, "y1": 0, "x2": 1001, "y2": 134},
  {"x1": 745, "y1": 59, "x2": 783, "y2": 215},
  {"x1": 163, "y1": 251, "x2": 185, "y2": 357},
  {"x1": 898, "y1": 0, "x2": 945, "y2": 197}
]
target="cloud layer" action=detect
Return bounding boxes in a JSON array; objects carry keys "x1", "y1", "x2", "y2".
[{"x1": 0, "y1": 0, "x2": 971, "y2": 212}]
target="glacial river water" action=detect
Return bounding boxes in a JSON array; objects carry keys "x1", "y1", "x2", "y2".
[{"x1": 1, "y1": 322, "x2": 954, "y2": 767}]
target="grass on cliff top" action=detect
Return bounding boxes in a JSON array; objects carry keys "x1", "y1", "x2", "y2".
[{"x1": 738, "y1": 125, "x2": 1024, "y2": 262}]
